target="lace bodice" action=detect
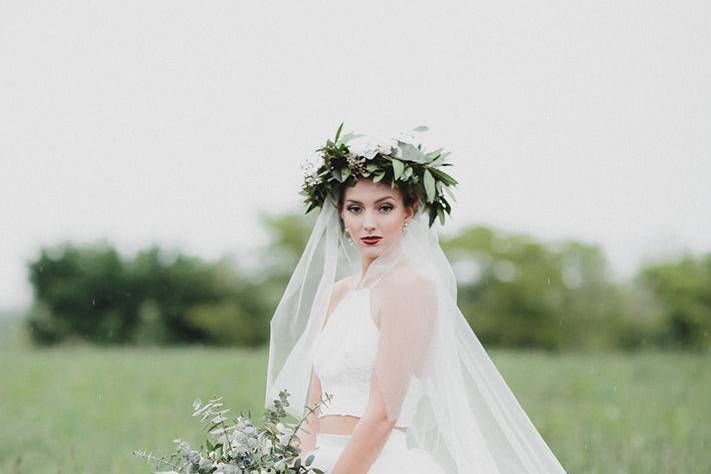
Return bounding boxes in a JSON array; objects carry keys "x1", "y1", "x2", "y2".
[{"x1": 311, "y1": 286, "x2": 423, "y2": 428}]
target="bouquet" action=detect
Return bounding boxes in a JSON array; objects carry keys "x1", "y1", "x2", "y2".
[{"x1": 133, "y1": 389, "x2": 332, "y2": 474}]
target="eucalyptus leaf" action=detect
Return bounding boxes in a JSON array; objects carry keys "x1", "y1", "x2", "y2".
[
  {"x1": 391, "y1": 158, "x2": 405, "y2": 180},
  {"x1": 425, "y1": 147, "x2": 443, "y2": 160},
  {"x1": 412, "y1": 125, "x2": 429, "y2": 132},
  {"x1": 398, "y1": 141, "x2": 429, "y2": 163},
  {"x1": 373, "y1": 171, "x2": 386, "y2": 183},
  {"x1": 423, "y1": 168, "x2": 436, "y2": 203}
]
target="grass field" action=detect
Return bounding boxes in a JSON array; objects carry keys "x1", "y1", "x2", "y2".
[{"x1": 0, "y1": 343, "x2": 708, "y2": 474}]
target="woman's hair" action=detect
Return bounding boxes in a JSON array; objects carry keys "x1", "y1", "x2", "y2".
[{"x1": 336, "y1": 177, "x2": 420, "y2": 231}]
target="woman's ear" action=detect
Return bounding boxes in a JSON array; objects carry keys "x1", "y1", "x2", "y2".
[
  {"x1": 410, "y1": 202, "x2": 419, "y2": 219},
  {"x1": 405, "y1": 203, "x2": 417, "y2": 222}
]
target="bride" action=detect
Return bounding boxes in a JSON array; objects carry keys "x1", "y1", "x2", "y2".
[{"x1": 265, "y1": 124, "x2": 568, "y2": 473}]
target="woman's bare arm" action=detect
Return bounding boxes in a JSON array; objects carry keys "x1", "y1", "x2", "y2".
[
  {"x1": 296, "y1": 370, "x2": 322, "y2": 454},
  {"x1": 330, "y1": 271, "x2": 435, "y2": 474},
  {"x1": 329, "y1": 370, "x2": 396, "y2": 474}
]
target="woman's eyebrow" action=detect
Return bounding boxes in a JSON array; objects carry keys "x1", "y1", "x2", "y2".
[{"x1": 345, "y1": 196, "x2": 396, "y2": 205}]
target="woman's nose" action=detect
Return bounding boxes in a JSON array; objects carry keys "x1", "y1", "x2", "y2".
[{"x1": 362, "y1": 210, "x2": 377, "y2": 231}]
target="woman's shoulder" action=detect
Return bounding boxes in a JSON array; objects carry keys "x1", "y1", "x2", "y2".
[
  {"x1": 383, "y1": 263, "x2": 436, "y2": 295},
  {"x1": 374, "y1": 265, "x2": 438, "y2": 327},
  {"x1": 371, "y1": 265, "x2": 437, "y2": 320}
]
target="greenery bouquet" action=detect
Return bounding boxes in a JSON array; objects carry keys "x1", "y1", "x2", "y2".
[{"x1": 133, "y1": 390, "x2": 331, "y2": 474}]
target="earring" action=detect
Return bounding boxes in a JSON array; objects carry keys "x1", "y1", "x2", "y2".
[
  {"x1": 345, "y1": 228, "x2": 354, "y2": 245},
  {"x1": 403, "y1": 221, "x2": 409, "y2": 232}
]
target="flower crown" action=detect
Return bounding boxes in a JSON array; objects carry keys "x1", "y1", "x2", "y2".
[{"x1": 299, "y1": 123, "x2": 458, "y2": 227}]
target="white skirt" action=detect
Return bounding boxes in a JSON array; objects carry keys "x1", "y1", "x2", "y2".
[{"x1": 308, "y1": 429, "x2": 446, "y2": 473}]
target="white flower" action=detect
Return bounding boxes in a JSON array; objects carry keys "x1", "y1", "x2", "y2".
[
  {"x1": 374, "y1": 138, "x2": 398, "y2": 155},
  {"x1": 348, "y1": 136, "x2": 397, "y2": 159},
  {"x1": 260, "y1": 438, "x2": 273, "y2": 455}
]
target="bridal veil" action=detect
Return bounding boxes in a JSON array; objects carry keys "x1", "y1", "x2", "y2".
[{"x1": 265, "y1": 198, "x2": 567, "y2": 473}]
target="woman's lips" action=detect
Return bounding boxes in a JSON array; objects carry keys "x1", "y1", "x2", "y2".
[{"x1": 360, "y1": 236, "x2": 382, "y2": 246}]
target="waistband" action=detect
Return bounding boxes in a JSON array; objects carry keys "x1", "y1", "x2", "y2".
[
  {"x1": 317, "y1": 413, "x2": 410, "y2": 430},
  {"x1": 315, "y1": 429, "x2": 407, "y2": 450}
]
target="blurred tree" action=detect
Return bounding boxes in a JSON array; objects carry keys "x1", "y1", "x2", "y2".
[
  {"x1": 24, "y1": 209, "x2": 707, "y2": 351},
  {"x1": 442, "y1": 226, "x2": 626, "y2": 351},
  {"x1": 25, "y1": 242, "x2": 272, "y2": 346},
  {"x1": 638, "y1": 253, "x2": 711, "y2": 350},
  {"x1": 27, "y1": 241, "x2": 135, "y2": 344}
]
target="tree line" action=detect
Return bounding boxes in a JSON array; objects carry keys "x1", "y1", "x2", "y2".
[{"x1": 24, "y1": 210, "x2": 710, "y2": 351}]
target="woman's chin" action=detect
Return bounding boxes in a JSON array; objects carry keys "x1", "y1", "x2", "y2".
[{"x1": 358, "y1": 244, "x2": 384, "y2": 259}]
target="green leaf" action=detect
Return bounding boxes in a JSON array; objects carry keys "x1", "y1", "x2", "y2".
[
  {"x1": 403, "y1": 166, "x2": 413, "y2": 180},
  {"x1": 441, "y1": 196, "x2": 451, "y2": 212},
  {"x1": 437, "y1": 206, "x2": 445, "y2": 225},
  {"x1": 391, "y1": 158, "x2": 405, "y2": 180},
  {"x1": 334, "y1": 122, "x2": 344, "y2": 143},
  {"x1": 398, "y1": 141, "x2": 428, "y2": 163},
  {"x1": 412, "y1": 125, "x2": 429, "y2": 132},
  {"x1": 305, "y1": 201, "x2": 318, "y2": 214},
  {"x1": 425, "y1": 148, "x2": 443, "y2": 161},
  {"x1": 429, "y1": 167, "x2": 458, "y2": 186},
  {"x1": 423, "y1": 168, "x2": 435, "y2": 203},
  {"x1": 341, "y1": 167, "x2": 351, "y2": 181},
  {"x1": 373, "y1": 171, "x2": 386, "y2": 183},
  {"x1": 339, "y1": 132, "x2": 364, "y2": 144}
]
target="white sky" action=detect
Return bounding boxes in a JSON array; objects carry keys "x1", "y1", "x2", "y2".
[{"x1": 1, "y1": 1, "x2": 709, "y2": 311}]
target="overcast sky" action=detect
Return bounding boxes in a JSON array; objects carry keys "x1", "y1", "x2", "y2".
[{"x1": 1, "y1": 1, "x2": 709, "y2": 311}]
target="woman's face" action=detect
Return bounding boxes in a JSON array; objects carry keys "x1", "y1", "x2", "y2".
[{"x1": 340, "y1": 177, "x2": 415, "y2": 261}]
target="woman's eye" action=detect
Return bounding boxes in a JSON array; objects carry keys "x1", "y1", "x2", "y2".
[{"x1": 347, "y1": 205, "x2": 392, "y2": 213}]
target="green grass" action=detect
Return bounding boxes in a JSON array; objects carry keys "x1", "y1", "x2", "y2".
[{"x1": 0, "y1": 346, "x2": 708, "y2": 473}]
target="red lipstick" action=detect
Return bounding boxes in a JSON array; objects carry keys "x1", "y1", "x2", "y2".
[{"x1": 361, "y1": 236, "x2": 382, "y2": 246}]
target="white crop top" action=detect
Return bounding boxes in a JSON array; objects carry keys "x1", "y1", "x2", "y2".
[{"x1": 311, "y1": 287, "x2": 423, "y2": 428}]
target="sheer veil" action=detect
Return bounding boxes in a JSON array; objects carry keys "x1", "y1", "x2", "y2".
[{"x1": 265, "y1": 201, "x2": 567, "y2": 473}]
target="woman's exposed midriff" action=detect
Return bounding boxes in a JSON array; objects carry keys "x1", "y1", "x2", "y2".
[{"x1": 318, "y1": 415, "x2": 408, "y2": 435}]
